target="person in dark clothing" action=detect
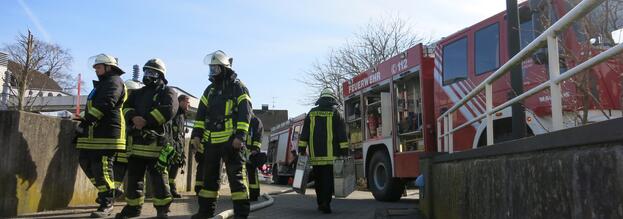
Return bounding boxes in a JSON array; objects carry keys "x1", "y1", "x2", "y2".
[
  {"x1": 298, "y1": 88, "x2": 349, "y2": 214},
  {"x1": 77, "y1": 54, "x2": 127, "y2": 218},
  {"x1": 115, "y1": 58, "x2": 179, "y2": 219},
  {"x1": 168, "y1": 94, "x2": 190, "y2": 198},
  {"x1": 113, "y1": 80, "x2": 144, "y2": 200},
  {"x1": 191, "y1": 50, "x2": 253, "y2": 219},
  {"x1": 245, "y1": 115, "x2": 264, "y2": 201}
]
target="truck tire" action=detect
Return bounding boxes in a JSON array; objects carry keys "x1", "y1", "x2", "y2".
[
  {"x1": 272, "y1": 165, "x2": 289, "y2": 185},
  {"x1": 367, "y1": 151, "x2": 404, "y2": 202}
]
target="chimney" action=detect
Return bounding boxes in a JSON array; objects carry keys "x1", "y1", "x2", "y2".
[
  {"x1": 132, "y1": 64, "x2": 140, "y2": 81},
  {"x1": 262, "y1": 104, "x2": 269, "y2": 111}
]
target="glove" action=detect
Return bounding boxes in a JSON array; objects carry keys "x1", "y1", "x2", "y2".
[
  {"x1": 232, "y1": 137, "x2": 244, "y2": 150},
  {"x1": 155, "y1": 144, "x2": 176, "y2": 173}
]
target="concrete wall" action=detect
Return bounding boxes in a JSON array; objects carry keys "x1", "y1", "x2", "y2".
[
  {"x1": 0, "y1": 111, "x2": 196, "y2": 217},
  {"x1": 420, "y1": 118, "x2": 623, "y2": 219},
  {"x1": 0, "y1": 111, "x2": 96, "y2": 217}
]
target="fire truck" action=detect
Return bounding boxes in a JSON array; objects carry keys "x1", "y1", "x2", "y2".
[
  {"x1": 267, "y1": 113, "x2": 306, "y2": 185},
  {"x1": 342, "y1": 0, "x2": 622, "y2": 201}
]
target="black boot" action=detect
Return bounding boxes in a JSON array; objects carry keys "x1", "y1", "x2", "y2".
[
  {"x1": 114, "y1": 206, "x2": 141, "y2": 219},
  {"x1": 91, "y1": 190, "x2": 114, "y2": 218},
  {"x1": 170, "y1": 183, "x2": 182, "y2": 198},
  {"x1": 319, "y1": 204, "x2": 332, "y2": 214},
  {"x1": 90, "y1": 204, "x2": 113, "y2": 218},
  {"x1": 156, "y1": 205, "x2": 170, "y2": 219},
  {"x1": 114, "y1": 188, "x2": 125, "y2": 200},
  {"x1": 192, "y1": 197, "x2": 215, "y2": 219}
]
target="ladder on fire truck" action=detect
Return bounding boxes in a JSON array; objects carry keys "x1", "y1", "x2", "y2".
[{"x1": 437, "y1": 0, "x2": 623, "y2": 153}]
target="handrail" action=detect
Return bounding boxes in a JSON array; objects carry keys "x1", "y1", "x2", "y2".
[{"x1": 437, "y1": 0, "x2": 623, "y2": 153}]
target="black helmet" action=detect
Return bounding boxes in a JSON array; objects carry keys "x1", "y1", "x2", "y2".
[{"x1": 143, "y1": 58, "x2": 168, "y2": 84}]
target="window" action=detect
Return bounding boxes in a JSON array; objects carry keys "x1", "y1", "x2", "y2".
[
  {"x1": 291, "y1": 125, "x2": 301, "y2": 141},
  {"x1": 520, "y1": 19, "x2": 536, "y2": 49},
  {"x1": 475, "y1": 23, "x2": 500, "y2": 75},
  {"x1": 443, "y1": 37, "x2": 468, "y2": 85}
]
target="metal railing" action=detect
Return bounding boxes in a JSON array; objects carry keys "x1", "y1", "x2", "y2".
[{"x1": 437, "y1": 0, "x2": 623, "y2": 153}]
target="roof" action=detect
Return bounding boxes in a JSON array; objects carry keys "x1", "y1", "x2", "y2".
[
  {"x1": 7, "y1": 60, "x2": 63, "y2": 92},
  {"x1": 253, "y1": 109, "x2": 288, "y2": 131},
  {"x1": 169, "y1": 86, "x2": 198, "y2": 99}
]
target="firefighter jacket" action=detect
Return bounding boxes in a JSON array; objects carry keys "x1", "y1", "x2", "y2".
[
  {"x1": 123, "y1": 83, "x2": 179, "y2": 158},
  {"x1": 298, "y1": 101, "x2": 349, "y2": 165},
  {"x1": 246, "y1": 116, "x2": 263, "y2": 151},
  {"x1": 77, "y1": 74, "x2": 127, "y2": 150},
  {"x1": 171, "y1": 108, "x2": 187, "y2": 165},
  {"x1": 192, "y1": 72, "x2": 252, "y2": 145}
]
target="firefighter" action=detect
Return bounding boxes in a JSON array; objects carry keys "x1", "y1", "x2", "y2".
[
  {"x1": 191, "y1": 50, "x2": 252, "y2": 219},
  {"x1": 167, "y1": 94, "x2": 190, "y2": 198},
  {"x1": 77, "y1": 54, "x2": 127, "y2": 218},
  {"x1": 245, "y1": 114, "x2": 264, "y2": 201},
  {"x1": 115, "y1": 58, "x2": 179, "y2": 219},
  {"x1": 298, "y1": 88, "x2": 349, "y2": 214},
  {"x1": 113, "y1": 80, "x2": 144, "y2": 199}
]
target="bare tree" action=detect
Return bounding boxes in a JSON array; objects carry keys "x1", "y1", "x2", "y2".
[
  {"x1": 40, "y1": 43, "x2": 75, "y2": 94},
  {"x1": 300, "y1": 15, "x2": 428, "y2": 106},
  {"x1": 2, "y1": 31, "x2": 74, "y2": 111}
]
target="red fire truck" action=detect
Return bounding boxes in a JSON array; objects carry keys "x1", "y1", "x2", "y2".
[
  {"x1": 342, "y1": 0, "x2": 622, "y2": 201},
  {"x1": 267, "y1": 114, "x2": 306, "y2": 185}
]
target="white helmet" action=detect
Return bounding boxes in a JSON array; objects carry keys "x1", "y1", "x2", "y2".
[
  {"x1": 203, "y1": 50, "x2": 233, "y2": 68},
  {"x1": 124, "y1": 80, "x2": 144, "y2": 90},
  {"x1": 320, "y1": 87, "x2": 336, "y2": 99},
  {"x1": 89, "y1": 53, "x2": 124, "y2": 73}
]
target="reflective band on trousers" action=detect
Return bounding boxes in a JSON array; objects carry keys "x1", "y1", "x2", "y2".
[
  {"x1": 232, "y1": 191, "x2": 249, "y2": 200},
  {"x1": 199, "y1": 189, "x2": 219, "y2": 198},
  {"x1": 126, "y1": 197, "x2": 145, "y2": 206},
  {"x1": 153, "y1": 197, "x2": 173, "y2": 206}
]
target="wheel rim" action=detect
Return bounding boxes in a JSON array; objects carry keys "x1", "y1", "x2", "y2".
[{"x1": 373, "y1": 162, "x2": 387, "y2": 190}]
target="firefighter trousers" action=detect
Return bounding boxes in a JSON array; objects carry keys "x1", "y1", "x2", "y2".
[
  {"x1": 245, "y1": 163, "x2": 260, "y2": 201},
  {"x1": 194, "y1": 152, "x2": 205, "y2": 194},
  {"x1": 168, "y1": 164, "x2": 180, "y2": 194},
  {"x1": 312, "y1": 165, "x2": 334, "y2": 208},
  {"x1": 78, "y1": 150, "x2": 115, "y2": 206},
  {"x1": 121, "y1": 156, "x2": 172, "y2": 214},
  {"x1": 197, "y1": 141, "x2": 250, "y2": 217},
  {"x1": 113, "y1": 158, "x2": 128, "y2": 190}
]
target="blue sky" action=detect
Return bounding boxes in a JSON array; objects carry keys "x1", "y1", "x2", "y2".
[{"x1": 0, "y1": 0, "x2": 507, "y2": 116}]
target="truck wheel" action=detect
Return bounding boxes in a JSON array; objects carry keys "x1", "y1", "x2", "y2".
[
  {"x1": 272, "y1": 166, "x2": 289, "y2": 185},
  {"x1": 367, "y1": 151, "x2": 404, "y2": 202}
]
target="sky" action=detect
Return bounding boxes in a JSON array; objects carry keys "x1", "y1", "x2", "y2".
[{"x1": 0, "y1": 0, "x2": 508, "y2": 117}]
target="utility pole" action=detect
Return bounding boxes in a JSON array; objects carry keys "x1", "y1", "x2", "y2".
[{"x1": 507, "y1": 0, "x2": 527, "y2": 139}]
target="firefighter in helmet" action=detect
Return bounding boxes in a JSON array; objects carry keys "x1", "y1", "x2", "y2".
[
  {"x1": 298, "y1": 88, "x2": 349, "y2": 214},
  {"x1": 191, "y1": 50, "x2": 253, "y2": 219},
  {"x1": 245, "y1": 114, "x2": 265, "y2": 201},
  {"x1": 77, "y1": 54, "x2": 127, "y2": 218},
  {"x1": 167, "y1": 94, "x2": 190, "y2": 198},
  {"x1": 116, "y1": 58, "x2": 179, "y2": 219},
  {"x1": 112, "y1": 80, "x2": 144, "y2": 199}
]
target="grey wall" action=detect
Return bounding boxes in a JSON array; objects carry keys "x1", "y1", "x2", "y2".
[
  {"x1": 420, "y1": 118, "x2": 623, "y2": 219},
  {"x1": 0, "y1": 111, "x2": 196, "y2": 217}
]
